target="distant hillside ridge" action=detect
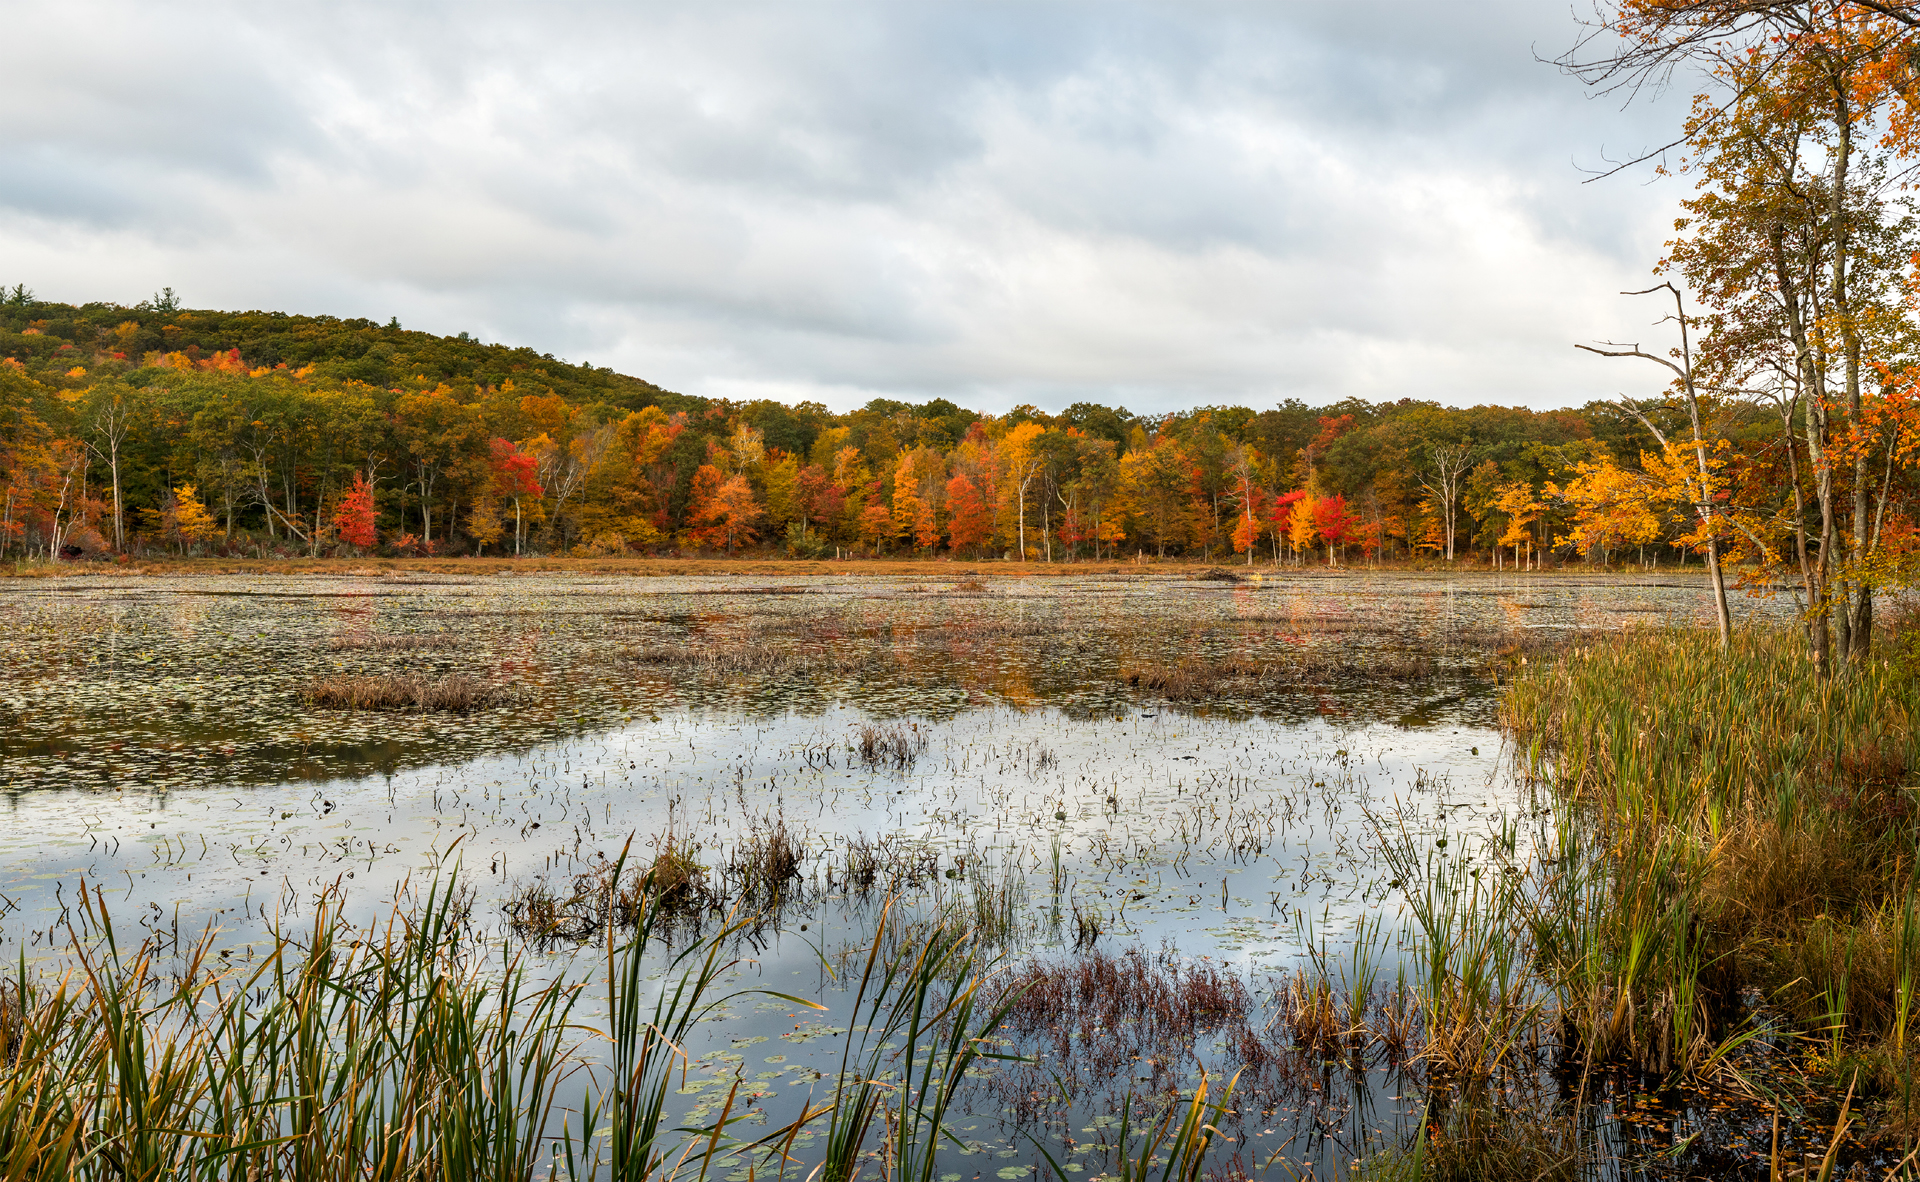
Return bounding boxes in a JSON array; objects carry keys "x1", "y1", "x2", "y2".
[{"x1": 0, "y1": 287, "x2": 702, "y2": 418}]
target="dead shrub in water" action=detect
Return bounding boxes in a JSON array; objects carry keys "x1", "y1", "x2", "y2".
[
  {"x1": 723, "y1": 818, "x2": 803, "y2": 908},
  {"x1": 856, "y1": 722, "x2": 926, "y2": 770},
  {"x1": 503, "y1": 837, "x2": 709, "y2": 944},
  {"x1": 300, "y1": 673, "x2": 498, "y2": 712}
]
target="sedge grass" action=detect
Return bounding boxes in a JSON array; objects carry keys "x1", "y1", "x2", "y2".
[
  {"x1": 0, "y1": 863, "x2": 1083, "y2": 1182},
  {"x1": 1493, "y1": 625, "x2": 1920, "y2": 1127}
]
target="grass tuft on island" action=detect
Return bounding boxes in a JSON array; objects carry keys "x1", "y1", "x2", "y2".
[{"x1": 299, "y1": 672, "x2": 499, "y2": 712}]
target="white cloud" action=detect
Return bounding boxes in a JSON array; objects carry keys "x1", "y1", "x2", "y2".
[{"x1": 0, "y1": 1, "x2": 1699, "y2": 413}]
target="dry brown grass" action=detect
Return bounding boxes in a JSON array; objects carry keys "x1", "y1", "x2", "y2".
[
  {"x1": 299, "y1": 673, "x2": 498, "y2": 712},
  {"x1": 722, "y1": 818, "x2": 803, "y2": 907}
]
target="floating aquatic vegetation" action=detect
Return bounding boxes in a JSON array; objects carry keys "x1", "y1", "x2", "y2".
[
  {"x1": 1123, "y1": 650, "x2": 1437, "y2": 700},
  {"x1": 323, "y1": 631, "x2": 456, "y2": 652}
]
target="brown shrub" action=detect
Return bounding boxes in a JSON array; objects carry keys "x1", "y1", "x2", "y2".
[{"x1": 300, "y1": 673, "x2": 498, "y2": 712}]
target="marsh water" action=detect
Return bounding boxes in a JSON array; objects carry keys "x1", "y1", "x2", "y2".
[{"x1": 0, "y1": 569, "x2": 1797, "y2": 1179}]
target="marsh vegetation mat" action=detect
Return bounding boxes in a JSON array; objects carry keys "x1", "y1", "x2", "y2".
[{"x1": 0, "y1": 570, "x2": 1802, "y2": 1179}]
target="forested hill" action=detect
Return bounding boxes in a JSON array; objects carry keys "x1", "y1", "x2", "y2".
[
  {"x1": 0, "y1": 288, "x2": 697, "y2": 418},
  {"x1": 2, "y1": 288, "x2": 1729, "y2": 567}
]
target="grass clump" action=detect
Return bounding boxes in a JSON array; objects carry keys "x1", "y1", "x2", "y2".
[
  {"x1": 505, "y1": 837, "x2": 710, "y2": 943},
  {"x1": 1499, "y1": 625, "x2": 1920, "y2": 1129},
  {"x1": 722, "y1": 817, "x2": 803, "y2": 907},
  {"x1": 300, "y1": 672, "x2": 499, "y2": 712}
]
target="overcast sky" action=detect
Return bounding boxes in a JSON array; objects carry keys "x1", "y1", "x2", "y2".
[{"x1": 0, "y1": 2, "x2": 1700, "y2": 415}]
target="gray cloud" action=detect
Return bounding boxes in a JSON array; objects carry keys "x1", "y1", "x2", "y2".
[{"x1": 0, "y1": 1, "x2": 1700, "y2": 413}]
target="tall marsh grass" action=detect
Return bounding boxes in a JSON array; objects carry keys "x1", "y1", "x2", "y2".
[
  {"x1": 1498, "y1": 626, "x2": 1920, "y2": 1118},
  {"x1": 2, "y1": 866, "x2": 1166, "y2": 1182},
  {"x1": 0, "y1": 875, "x2": 576, "y2": 1181}
]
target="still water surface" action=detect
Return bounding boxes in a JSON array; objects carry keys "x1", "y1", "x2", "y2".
[{"x1": 0, "y1": 569, "x2": 1759, "y2": 1178}]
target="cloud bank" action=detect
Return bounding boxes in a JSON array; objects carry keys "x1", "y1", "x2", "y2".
[{"x1": 0, "y1": 2, "x2": 1698, "y2": 413}]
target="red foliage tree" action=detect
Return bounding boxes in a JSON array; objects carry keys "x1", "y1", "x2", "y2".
[
  {"x1": 686, "y1": 464, "x2": 764, "y2": 553},
  {"x1": 1311, "y1": 493, "x2": 1359, "y2": 563},
  {"x1": 945, "y1": 473, "x2": 992, "y2": 554},
  {"x1": 333, "y1": 472, "x2": 378, "y2": 550},
  {"x1": 489, "y1": 438, "x2": 544, "y2": 556}
]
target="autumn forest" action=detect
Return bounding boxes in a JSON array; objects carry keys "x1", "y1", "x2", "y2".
[{"x1": 1, "y1": 278, "x2": 1897, "y2": 587}]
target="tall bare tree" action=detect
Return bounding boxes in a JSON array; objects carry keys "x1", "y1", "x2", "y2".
[
  {"x1": 86, "y1": 389, "x2": 131, "y2": 551},
  {"x1": 1578, "y1": 284, "x2": 1736, "y2": 647},
  {"x1": 1419, "y1": 442, "x2": 1477, "y2": 561}
]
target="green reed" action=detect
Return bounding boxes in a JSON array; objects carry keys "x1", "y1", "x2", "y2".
[
  {"x1": 0, "y1": 863, "x2": 1062, "y2": 1182},
  {"x1": 0, "y1": 870, "x2": 582, "y2": 1182},
  {"x1": 1497, "y1": 626, "x2": 1920, "y2": 1100}
]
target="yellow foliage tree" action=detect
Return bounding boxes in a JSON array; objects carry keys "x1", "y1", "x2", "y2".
[
  {"x1": 1493, "y1": 480, "x2": 1544, "y2": 568},
  {"x1": 1287, "y1": 494, "x2": 1318, "y2": 555},
  {"x1": 170, "y1": 484, "x2": 220, "y2": 552}
]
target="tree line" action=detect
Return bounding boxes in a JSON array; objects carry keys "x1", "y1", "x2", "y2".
[
  {"x1": 0, "y1": 280, "x2": 1911, "y2": 592},
  {"x1": 0, "y1": 291, "x2": 1699, "y2": 568}
]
